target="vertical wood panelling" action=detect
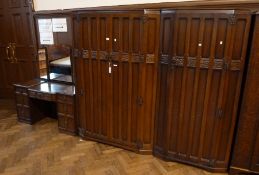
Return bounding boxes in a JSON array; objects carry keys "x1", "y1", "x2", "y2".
[
  {"x1": 74, "y1": 17, "x2": 86, "y2": 135},
  {"x1": 154, "y1": 13, "x2": 173, "y2": 153},
  {"x1": 74, "y1": 9, "x2": 251, "y2": 172},
  {"x1": 166, "y1": 13, "x2": 179, "y2": 155},
  {"x1": 176, "y1": 16, "x2": 189, "y2": 157},
  {"x1": 75, "y1": 10, "x2": 160, "y2": 153},
  {"x1": 154, "y1": 10, "x2": 251, "y2": 172},
  {"x1": 0, "y1": 0, "x2": 37, "y2": 97},
  {"x1": 142, "y1": 11, "x2": 160, "y2": 151},
  {"x1": 187, "y1": 17, "x2": 201, "y2": 160},
  {"x1": 230, "y1": 15, "x2": 259, "y2": 174},
  {"x1": 219, "y1": 14, "x2": 251, "y2": 168}
]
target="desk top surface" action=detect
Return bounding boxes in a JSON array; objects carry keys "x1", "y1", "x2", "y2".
[
  {"x1": 14, "y1": 79, "x2": 45, "y2": 88},
  {"x1": 28, "y1": 82, "x2": 75, "y2": 96}
]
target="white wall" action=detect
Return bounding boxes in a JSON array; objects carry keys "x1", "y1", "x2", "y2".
[{"x1": 33, "y1": 0, "x2": 194, "y2": 11}]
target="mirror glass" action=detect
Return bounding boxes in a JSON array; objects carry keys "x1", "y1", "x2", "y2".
[{"x1": 46, "y1": 45, "x2": 72, "y2": 83}]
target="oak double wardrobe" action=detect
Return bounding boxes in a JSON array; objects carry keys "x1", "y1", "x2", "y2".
[{"x1": 72, "y1": 9, "x2": 251, "y2": 172}]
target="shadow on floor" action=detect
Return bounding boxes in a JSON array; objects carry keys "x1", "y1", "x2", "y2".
[{"x1": 0, "y1": 99, "x2": 16, "y2": 120}]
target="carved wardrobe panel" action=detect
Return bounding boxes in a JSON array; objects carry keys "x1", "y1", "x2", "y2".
[
  {"x1": 230, "y1": 14, "x2": 259, "y2": 175},
  {"x1": 154, "y1": 9, "x2": 251, "y2": 172},
  {"x1": 74, "y1": 10, "x2": 160, "y2": 153}
]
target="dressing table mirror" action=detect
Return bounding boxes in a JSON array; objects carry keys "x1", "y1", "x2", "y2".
[{"x1": 45, "y1": 44, "x2": 73, "y2": 84}]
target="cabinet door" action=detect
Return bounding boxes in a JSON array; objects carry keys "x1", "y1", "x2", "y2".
[
  {"x1": 230, "y1": 14, "x2": 259, "y2": 174},
  {"x1": 211, "y1": 12, "x2": 251, "y2": 169},
  {"x1": 155, "y1": 10, "x2": 251, "y2": 171},
  {"x1": 75, "y1": 13, "x2": 111, "y2": 140},
  {"x1": 154, "y1": 11, "x2": 173, "y2": 155},
  {"x1": 0, "y1": 0, "x2": 11, "y2": 97},
  {"x1": 109, "y1": 12, "x2": 144, "y2": 149},
  {"x1": 138, "y1": 11, "x2": 160, "y2": 152},
  {"x1": 109, "y1": 11, "x2": 160, "y2": 151},
  {"x1": 74, "y1": 11, "x2": 160, "y2": 152},
  {"x1": 0, "y1": 0, "x2": 37, "y2": 97}
]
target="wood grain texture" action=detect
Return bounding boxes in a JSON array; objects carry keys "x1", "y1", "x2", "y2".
[
  {"x1": 74, "y1": 10, "x2": 160, "y2": 154},
  {"x1": 230, "y1": 14, "x2": 259, "y2": 175},
  {"x1": 154, "y1": 9, "x2": 251, "y2": 172},
  {"x1": 0, "y1": 0, "x2": 37, "y2": 98},
  {"x1": 0, "y1": 99, "x2": 228, "y2": 175}
]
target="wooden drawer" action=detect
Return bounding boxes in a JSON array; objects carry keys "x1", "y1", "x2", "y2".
[
  {"x1": 57, "y1": 94, "x2": 76, "y2": 134},
  {"x1": 15, "y1": 93, "x2": 24, "y2": 104},
  {"x1": 15, "y1": 87, "x2": 27, "y2": 94},
  {"x1": 23, "y1": 96, "x2": 29, "y2": 106},
  {"x1": 28, "y1": 90, "x2": 56, "y2": 101},
  {"x1": 58, "y1": 115, "x2": 76, "y2": 134},
  {"x1": 15, "y1": 92, "x2": 29, "y2": 106},
  {"x1": 17, "y1": 106, "x2": 30, "y2": 120},
  {"x1": 57, "y1": 103, "x2": 74, "y2": 117},
  {"x1": 57, "y1": 94, "x2": 74, "y2": 104}
]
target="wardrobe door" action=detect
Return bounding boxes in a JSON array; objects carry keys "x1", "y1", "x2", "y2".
[
  {"x1": 138, "y1": 10, "x2": 160, "y2": 152},
  {"x1": 74, "y1": 10, "x2": 160, "y2": 153},
  {"x1": 230, "y1": 14, "x2": 259, "y2": 174},
  {"x1": 210, "y1": 11, "x2": 251, "y2": 169},
  {"x1": 109, "y1": 12, "x2": 143, "y2": 149},
  {"x1": 94, "y1": 14, "x2": 112, "y2": 140},
  {"x1": 109, "y1": 11, "x2": 160, "y2": 152},
  {"x1": 75, "y1": 13, "x2": 112, "y2": 140},
  {"x1": 73, "y1": 15, "x2": 88, "y2": 138},
  {"x1": 154, "y1": 11, "x2": 173, "y2": 156},
  {"x1": 155, "y1": 10, "x2": 251, "y2": 172}
]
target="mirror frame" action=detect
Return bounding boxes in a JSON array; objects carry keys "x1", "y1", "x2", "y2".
[{"x1": 44, "y1": 45, "x2": 74, "y2": 85}]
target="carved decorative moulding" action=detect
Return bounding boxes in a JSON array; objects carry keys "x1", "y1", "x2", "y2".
[
  {"x1": 160, "y1": 54, "x2": 170, "y2": 64},
  {"x1": 200, "y1": 58, "x2": 210, "y2": 69},
  {"x1": 82, "y1": 49, "x2": 89, "y2": 59},
  {"x1": 121, "y1": 53, "x2": 129, "y2": 62},
  {"x1": 146, "y1": 54, "x2": 155, "y2": 63},
  {"x1": 213, "y1": 59, "x2": 224, "y2": 70},
  {"x1": 230, "y1": 60, "x2": 242, "y2": 71},
  {"x1": 132, "y1": 53, "x2": 144, "y2": 63},
  {"x1": 187, "y1": 57, "x2": 197, "y2": 68},
  {"x1": 110, "y1": 52, "x2": 120, "y2": 61}
]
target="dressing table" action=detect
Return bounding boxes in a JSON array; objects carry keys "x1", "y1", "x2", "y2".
[{"x1": 14, "y1": 45, "x2": 76, "y2": 135}]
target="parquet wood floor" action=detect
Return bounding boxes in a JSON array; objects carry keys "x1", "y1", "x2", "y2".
[{"x1": 0, "y1": 99, "x2": 228, "y2": 175}]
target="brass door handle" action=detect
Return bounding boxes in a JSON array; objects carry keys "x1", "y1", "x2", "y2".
[
  {"x1": 11, "y1": 43, "x2": 17, "y2": 63},
  {"x1": 6, "y1": 44, "x2": 11, "y2": 61}
]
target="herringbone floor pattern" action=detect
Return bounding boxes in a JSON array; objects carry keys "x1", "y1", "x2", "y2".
[{"x1": 0, "y1": 99, "x2": 228, "y2": 175}]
